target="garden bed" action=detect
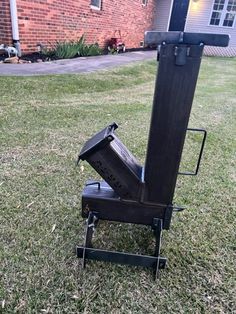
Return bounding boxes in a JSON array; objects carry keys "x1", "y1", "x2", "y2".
[{"x1": 0, "y1": 48, "x2": 153, "y2": 63}]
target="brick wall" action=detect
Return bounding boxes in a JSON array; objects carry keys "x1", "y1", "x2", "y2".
[
  {"x1": 0, "y1": 0, "x2": 157, "y2": 53},
  {"x1": 0, "y1": 0, "x2": 12, "y2": 45}
]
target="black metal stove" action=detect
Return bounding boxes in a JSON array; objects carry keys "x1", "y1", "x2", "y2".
[{"x1": 76, "y1": 32, "x2": 229, "y2": 278}]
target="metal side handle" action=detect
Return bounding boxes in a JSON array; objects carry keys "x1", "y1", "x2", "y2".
[{"x1": 178, "y1": 128, "x2": 207, "y2": 176}]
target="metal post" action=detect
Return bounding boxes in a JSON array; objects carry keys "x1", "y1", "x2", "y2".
[
  {"x1": 143, "y1": 32, "x2": 229, "y2": 205},
  {"x1": 144, "y1": 43, "x2": 203, "y2": 204},
  {"x1": 9, "y1": 0, "x2": 21, "y2": 56}
]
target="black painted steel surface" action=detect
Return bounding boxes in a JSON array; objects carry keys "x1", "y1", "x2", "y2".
[{"x1": 76, "y1": 31, "x2": 230, "y2": 275}]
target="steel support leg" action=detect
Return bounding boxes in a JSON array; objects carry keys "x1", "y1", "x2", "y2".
[
  {"x1": 77, "y1": 214, "x2": 166, "y2": 278},
  {"x1": 82, "y1": 211, "x2": 98, "y2": 268},
  {"x1": 153, "y1": 218, "x2": 163, "y2": 279}
]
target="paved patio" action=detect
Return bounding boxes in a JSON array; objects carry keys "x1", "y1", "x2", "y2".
[{"x1": 0, "y1": 50, "x2": 157, "y2": 76}]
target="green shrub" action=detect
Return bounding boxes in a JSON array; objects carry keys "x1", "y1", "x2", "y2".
[
  {"x1": 41, "y1": 45, "x2": 55, "y2": 58},
  {"x1": 42, "y1": 35, "x2": 102, "y2": 59},
  {"x1": 78, "y1": 43, "x2": 102, "y2": 57}
]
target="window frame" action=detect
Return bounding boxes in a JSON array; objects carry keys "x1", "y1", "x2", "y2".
[
  {"x1": 90, "y1": 0, "x2": 102, "y2": 10},
  {"x1": 209, "y1": 0, "x2": 236, "y2": 28}
]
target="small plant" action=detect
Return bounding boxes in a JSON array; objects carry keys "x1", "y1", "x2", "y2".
[
  {"x1": 41, "y1": 35, "x2": 102, "y2": 59},
  {"x1": 54, "y1": 41, "x2": 77, "y2": 59},
  {"x1": 78, "y1": 43, "x2": 102, "y2": 57},
  {"x1": 41, "y1": 44, "x2": 55, "y2": 58}
]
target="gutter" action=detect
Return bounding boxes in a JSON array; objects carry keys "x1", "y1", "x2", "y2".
[{"x1": 9, "y1": 0, "x2": 21, "y2": 56}]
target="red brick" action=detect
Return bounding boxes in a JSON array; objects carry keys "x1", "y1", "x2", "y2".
[{"x1": 1, "y1": 0, "x2": 157, "y2": 53}]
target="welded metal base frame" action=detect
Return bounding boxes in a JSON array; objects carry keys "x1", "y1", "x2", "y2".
[{"x1": 76, "y1": 211, "x2": 167, "y2": 279}]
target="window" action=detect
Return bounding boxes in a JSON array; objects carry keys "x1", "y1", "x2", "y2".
[
  {"x1": 210, "y1": 0, "x2": 236, "y2": 27},
  {"x1": 90, "y1": 0, "x2": 101, "y2": 10}
]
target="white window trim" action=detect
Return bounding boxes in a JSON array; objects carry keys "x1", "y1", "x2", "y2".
[
  {"x1": 208, "y1": 0, "x2": 236, "y2": 28},
  {"x1": 90, "y1": 0, "x2": 102, "y2": 10}
]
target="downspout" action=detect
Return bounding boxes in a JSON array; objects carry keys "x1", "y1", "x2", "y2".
[{"x1": 9, "y1": 0, "x2": 21, "y2": 56}]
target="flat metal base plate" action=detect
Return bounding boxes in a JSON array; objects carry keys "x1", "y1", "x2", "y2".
[{"x1": 76, "y1": 247, "x2": 167, "y2": 269}]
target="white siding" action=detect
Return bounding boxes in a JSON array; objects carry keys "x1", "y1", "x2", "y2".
[
  {"x1": 155, "y1": 0, "x2": 172, "y2": 31},
  {"x1": 186, "y1": 0, "x2": 236, "y2": 56}
]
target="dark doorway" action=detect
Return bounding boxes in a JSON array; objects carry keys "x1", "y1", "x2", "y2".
[{"x1": 168, "y1": 0, "x2": 190, "y2": 31}]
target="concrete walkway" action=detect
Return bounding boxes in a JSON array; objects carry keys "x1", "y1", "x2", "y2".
[{"x1": 0, "y1": 50, "x2": 156, "y2": 76}]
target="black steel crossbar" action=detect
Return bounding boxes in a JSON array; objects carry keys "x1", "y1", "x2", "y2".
[
  {"x1": 76, "y1": 247, "x2": 167, "y2": 269},
  {"x1": 145, "y1": 31, "x2": 230, "y2": 47}
]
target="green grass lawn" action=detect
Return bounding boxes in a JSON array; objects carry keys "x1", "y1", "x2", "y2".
[{"x1": 0, "y1": 57, "x2": 235, "y2": 313}]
